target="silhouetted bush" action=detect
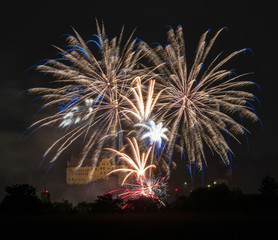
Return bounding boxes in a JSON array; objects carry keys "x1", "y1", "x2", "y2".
[
  {"x1": 52, "y1": 199, "x2": 76, "y2": 214},
  {"x1": 170, "y1": 184, "x2": 235, "y2": 212},
  {"x1": 75, "y1": 201, "x2": 94, "y2": 213},
  {"x1": 169, "y1": 179, "x2": 278, "y2": 212},
  {"x1": 1, "y1": 175, "x2": 278, "y2": 214},
  {"x1": 257, "y1": 175, "x2": 278, "y2": 211},
  {"x1": 0, "y1": 184, "x2": 43, "y2": 214},
  {"x1": 259, "y1": 175, "x2": 278, "y2": 198},
  {"x1": 91, "y1": 194, "x2": 123, "y2": 213},
  {"x1": 192, "y1": 184, "x2": 233, "y2": 211},
  {"x1": 123, "y1": 196, "x2": 161, "y2": 212}
]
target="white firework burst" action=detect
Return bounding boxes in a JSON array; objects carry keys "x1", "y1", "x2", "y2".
[{"x1": 135, "y1": 120, "x2": 168, "y2": 149}]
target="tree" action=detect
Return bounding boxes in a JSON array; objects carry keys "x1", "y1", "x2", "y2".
[
  {"x1": 184, "y1": 184, "x2": 233, "y2": 211},
  {"x1": 75, "y1": 201, "x2": 93, "y2": 213},
  {"x1": 124, "y1": 196, "x2": 161, "y2": 212},
  {"x1": 52, "y1": 199, "x2": 75, "y2": 213},
  {"x1": 258, "y1": 175, "x2": 278, "y2": 198},
  {"x1": 92, "y1": 194, "x2": 122, "y2": 213},
  {"x1": 0, "y1": 184, "x2": 42, "y2": 214}
]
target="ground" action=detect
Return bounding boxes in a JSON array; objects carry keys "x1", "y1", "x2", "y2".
[{"x1": 1, "y1": 212, "x2": 277, "y2": 239}]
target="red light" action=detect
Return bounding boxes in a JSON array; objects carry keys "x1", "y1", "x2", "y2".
[
  {"x1": 45, "y1": 190, "x2": 48, "y2": 194},
  {"x1": 174, "y1": 188, "x2": 178, "y2": 192}
]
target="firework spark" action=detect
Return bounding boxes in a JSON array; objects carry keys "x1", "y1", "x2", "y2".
[
  {"x1": 120, "y1": 177, "x2": 167, "y2": 208},
  {"x1": 107, "y1": 137, "x2": 156, "y2": 185},
  {"x1": 25, "y1": 21, "x2": 145, "y2": 171},
  {"x1": 107, "y1": 177, "x2": 167, "y2": 210},
  {"x1": 106, "y1": 136, "x2": 167, "y2": 208},
  {"x1": 59, "y1": 98, "x2": 94, "y2": 128},
  {"x1": 139, "y1": 26, "x2": 261, "y2": 169},
  {"x1": 122, "y1": 76, "x2": 164, "y2": 124},
  {"x1": 24, "y1": 22, "x2": 260, "y2": 204},
  {"x1": 135, "y1": 119, "x2": 168, "y2": 149}
]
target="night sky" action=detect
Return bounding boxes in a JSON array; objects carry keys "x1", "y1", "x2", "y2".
[{"x1": 0, "y1": 1, "x2": 277, "y2": 204}]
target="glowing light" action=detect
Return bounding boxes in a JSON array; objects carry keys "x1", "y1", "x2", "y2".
[
  {"x1": 58, "y1": 98, "x2": 95, "y2": 128},
  {"x1": 135, "y1": 120, "x2": 168, "y2": 148},
  {"x1": 123, "y1": 77, "x2": 164, "y2": 124},
  {"x1": 108, "y1": 177, "x2": 168, "y2": 208},
  {"x1": 107, "y1": 137, "x2": 156, "y2": 185},
  {"x1": 25, "y1": 21, "x2": 145, "y2": 172},
  {"x1": 138, "y1": 25, "x2": 261, "y2": 169},
  {"x1": 24, "y1": 22, "x2": 260, "y2": 206}
]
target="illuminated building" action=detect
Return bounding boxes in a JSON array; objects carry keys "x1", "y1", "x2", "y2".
[{"x1": 66, "y1": 157, "x2": 124, "y2": 185}]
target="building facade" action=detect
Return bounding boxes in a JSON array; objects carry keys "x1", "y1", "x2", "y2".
[{"x1": 66, "y1": 157, "x2": 124, "y2": 185}]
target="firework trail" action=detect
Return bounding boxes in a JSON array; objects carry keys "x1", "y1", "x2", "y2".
[
  {"x1": 121, "y1": 76, "x2": 171, "y2": 178},
  {"x1": 135, "y1": 120, "x2": 168, "y2": 149},
  {"x1": 138, "y1": 26, "x2": 261, "y2": 170},
  {"x1": 119, "y1": 177, "x2": 168, "y2": 209},
  {"x1": 25, "y1": 21, "x2": 145, "y2": 174},
  {"x1": 24, "y1": 22, "x2": 260, "y2": 203},
  {"x1": 106, "y1": 137, "x2": 168, "y2": 206},
  {"x1": 122, "y1": 76, "x2": 164, "y2": 124},
  {"x1": 105, "y1": 137, "x2": 164, "y2": 206},
  {"x1": 106, "y1": 137, "x2": 156, "y2": 185}
]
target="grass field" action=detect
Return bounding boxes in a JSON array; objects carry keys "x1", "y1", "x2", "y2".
[{"x1": 1, "y1": 212, "x2": 277, "y2": 239}]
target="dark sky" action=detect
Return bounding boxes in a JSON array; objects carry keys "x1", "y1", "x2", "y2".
[{"x1": 0, "y1": 1, "x2": 277, "y2": 203}]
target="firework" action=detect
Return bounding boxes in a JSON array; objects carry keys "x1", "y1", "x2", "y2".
[
  {"x1": 139, "y1": 26, "x2": 261, "y2": 169},
  {"x1": 135, "y1": 119, "x2": 168, "y2": 149},
  {"x1": 122, "y1": 76, "x2": 164, "y2": 124},
  {"x1": 121, "y1": 77, "x2": 171, "y2": 177},
  {"x1": 120, "y1": 177, "x2": 168, "y2": 209},
  {"x1": 106, "y1": 137, "x2": 156, "y2": 185},
  {"x1": 106, "y1": 177, "x2": 167, "y2": 210},
  {"x1": 25, "y1": 21, "x2": 145, "y2": 171},
  {"x1": 106, "y1": 136, "x2": 167, "y2": 207},
  {"x1": 24, "y1": 22, "x2": 260, "y2": 205},
  {"x1": 59, "y1": 98, "x2": 94, "y2": 128}
]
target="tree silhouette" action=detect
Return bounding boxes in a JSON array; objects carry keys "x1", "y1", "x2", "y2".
[
  {"x1": 186, "y1": 184, "x2": 233, "y2": 211},
  {"x1": 0, "y1": 184, "x2": 42, "y2": 214},
  {"x1": 257, "y1": 175, "x2": 278, "y2": 211},
  {"x1": 259, "y1": 175, "x2": 278, "y2": 198},
  {"x1": 258, "y1": 175, "x2": 278, "y2": 198},
  {"x1": 75, "y1": 201, "x2": 93, "y2": 213},
  {"x1": 92, "y1": 194, "x2": 122, "y2": 213},
  {"x1": 124, "y1": 196, "x2": 161, "y2": 212},
  {"x1": 52, "y1": 199, "x2": 75, "y2": 213}
]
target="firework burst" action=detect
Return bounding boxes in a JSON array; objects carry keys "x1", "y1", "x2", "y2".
[
  {"x1": 24, "y1": 22, "x2": 260, "y2": 205},
  {"x1": 106, "y1": 137, "x2": 167, "y2": 207},
  {"x1": 122, "y1": 76, "x2": 164, "y2": 124},
  {"x1": 25, "y1": 21, "x2": 145, "y2": 172},
  {"x1": 106, "y1": 137, "x2": 156, "y2": 185},
  {"x1": 119, "y1": 177, "x2": 168, "y2": 209},
  {"x1": 135, "y1": 119, "x2": 168, "y2": 149},
  {"x1": 139, "y1": 26, "x2": 261, "y2": 169}
]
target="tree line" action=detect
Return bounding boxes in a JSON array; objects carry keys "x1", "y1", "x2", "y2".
[{"x1": 0, "y1": 175, "x2": 277, "y2": 214}]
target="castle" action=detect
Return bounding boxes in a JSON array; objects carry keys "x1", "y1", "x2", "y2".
[{"x1": 66, "y1": 157, "x2": 124, "y2": 185}]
